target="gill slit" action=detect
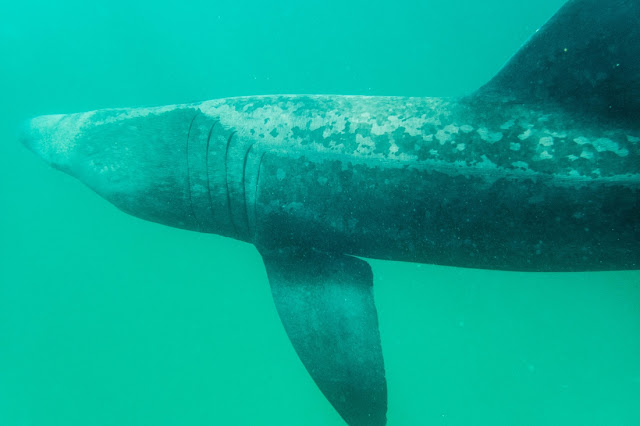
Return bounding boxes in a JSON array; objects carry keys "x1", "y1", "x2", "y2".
[
  {"x1": 224, "y1": 130, "x2": 239, "y2": 237},
  {"x1": 252, "y1": 152, "x2": 267, "y2": 240},
  {"x1": 186, "y1": 113, "x2": 199, "y2": 230},
  {"x1": 241, "y1": 142, "x2": 257, "y2": 238},
  {"x1": 205, "y1": 121, "x2": 219, "y2": 221}
]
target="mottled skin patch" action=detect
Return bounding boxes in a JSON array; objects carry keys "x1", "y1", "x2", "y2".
[{"x1": 192, "y1": 95, "x2": 638, "y2": 180}]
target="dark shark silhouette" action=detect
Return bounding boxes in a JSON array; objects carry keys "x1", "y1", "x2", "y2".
[{"x1": 21, "y1": 1, "x2": 640, "y2": 424}]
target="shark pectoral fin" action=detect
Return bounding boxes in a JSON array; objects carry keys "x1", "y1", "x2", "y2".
[{"x1": 259, "y1": 248, "x2": 387, "y2": 426}]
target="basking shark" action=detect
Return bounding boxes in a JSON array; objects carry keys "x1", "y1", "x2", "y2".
[{"x1": 20, "y1": 0, "x2": 640, "y2": 424}]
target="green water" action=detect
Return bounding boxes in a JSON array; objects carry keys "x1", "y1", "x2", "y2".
[{"x1": 1, "y1": 0, "x2": 639, "y2": 424}]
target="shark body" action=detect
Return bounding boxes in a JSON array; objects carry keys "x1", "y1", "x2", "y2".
[{"x1": 21, "y1": 1, "x2": 640, "y2": 424}]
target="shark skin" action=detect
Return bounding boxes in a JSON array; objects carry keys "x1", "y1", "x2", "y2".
[
  {"x1": 23, "y1": 95, "x2": 640, "y2": 271},
  {"x1": 19, "y1": 0, "x2": 640, "y2": 425}
]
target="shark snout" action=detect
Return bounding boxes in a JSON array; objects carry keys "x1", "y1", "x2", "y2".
[
  {"x1": 19, "y1": 117, "x2": 41, "y2": 154},
  {"x1": 20, "y1": 114, "x2": 77, "y2": 172}
]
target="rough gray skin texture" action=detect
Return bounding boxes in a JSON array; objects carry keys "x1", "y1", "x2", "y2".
[{"x1": 23, "y1": 94, "x2": 640, "y2": 271}]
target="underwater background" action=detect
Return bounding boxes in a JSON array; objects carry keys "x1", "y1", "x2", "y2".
[{"x1": 1, "y1": 0, "x2": 639, "y2": 424}]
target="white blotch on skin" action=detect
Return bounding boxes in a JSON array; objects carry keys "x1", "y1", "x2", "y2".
[
  {"x1": 518, "y1": 129, "x2": 532, "y2": 140},
  {"x1": 550, "y1": 131, "x2": 567, "y2": 138},
  {"x1": 574, "y1": 136, "x2": 590, "y2": 145},
  {"x1": 477, "y1": 155, "x2": 498, "y2": 169},
  {"x1": 500, "y1": 119, "x2": 515, "y2": 130},
  {"x1": 510, "y1": 142, "x2": 521, "y2": 151},
  {"x1": 512, "y1": 161, "x2": 529, "y2": 169},
  {"x1": 435, "y1": 124, "x2": 459, "y2": 145},
  {"x1": 277, "y1": 168, "x2": 286, "y2": 181},
  {"x1": 477, "y1": 128, "x2": 503, "y2": 143},
  {"x1": 370, "y1": 121, "x2": 388, "y2": 137},
  {"x1": 327, "y1": 140, "x2": 345, "y2": 151},
  {"x1": 567, "y1": 154, "x2": 579, "y2": 161},
  {"x1": 355, "y1": 134, "x2": 376, "y2": 155},
  {"x1": 402, "y1": 116, "x2": 430, "y2": 137},
  {"x1": 580, "y1": 150, "x2": 594, "y2": 160},
  {"x1": 538, "y1": 150, "x2": 553, "y2": 160},
  {"x1": 460, "y1": 125, "x2": 474, "y2": 133},
  {"x1": 539, "y1": 136, "x2": 554, "y2": 147},
  {"x1": 456, "y1": 143, "x2": 465, "y2": 151},
  {"x1": 436, "y1": 129, "x2": 451, "y2": 144},
  {"x1": 308, "y1": 115, "x2": 325, "y2": 131},
  {"x1": 389, "y1": 142, "x2": 399, "y2": 154},
  {"x1": 592, "y1": 138, "x2": 628, "y2": 157},
  {"x1": 627, "y1": 135, "x2": 640, "y2": 143},
  {"x1": 444, "y1": 124, "x2": 459, "y2": 134}
]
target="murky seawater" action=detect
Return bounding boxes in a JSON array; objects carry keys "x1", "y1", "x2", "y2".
[{"x1": 1, "y1": 1, "x2": 639, "y2": 424}]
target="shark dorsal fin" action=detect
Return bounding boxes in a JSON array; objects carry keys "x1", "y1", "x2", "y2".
[{"x1": 473, "y1": 0, "x2": 640, "y2": 124}]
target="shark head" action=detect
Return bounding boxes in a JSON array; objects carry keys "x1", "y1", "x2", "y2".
[{"x1": 20, "y1": 107, "x2": 233, "y2": 234}]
